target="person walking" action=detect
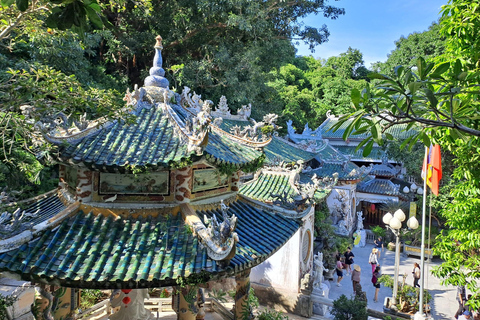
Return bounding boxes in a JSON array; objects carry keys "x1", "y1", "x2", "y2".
[
  {"x1": 369, "y1": 248, "x2": 379, "y2": 274},
  {"x1": 412, "y1": 262, "x2": 421, "y2": 288},
  {"x1": 344, "y1": 247, "x2": 355, "y2": 275},
  {"x1": 374, "y1": 236, "x2": 384, "y2": 258},
  {"x1": 372, "y1": 265, "x2": 381, "y2": 302},
  {"x1": 336, "y1": 256, "x2": 344, "y2": 287},
  {"x1": 351, "y1": 264, "x2": 361, "y2": 294},
  {"x1": 455, "y1": 284, "x2": 467, "y2": 319}
]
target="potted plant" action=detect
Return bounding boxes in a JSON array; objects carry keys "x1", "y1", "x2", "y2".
[{"x1": 379, "y1": 274, "x2": 432, "y2": 316}]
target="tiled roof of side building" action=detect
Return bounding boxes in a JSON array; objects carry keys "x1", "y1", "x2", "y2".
[
  {"x1": 304, "y1": 162, "x2": 368, "y2": 181},
  {"x1": 239, "y1": 173, "x2": 295, "y2": 202},
  {"x1": 320, "y1": 117, "x2": 417, "y2": 140},
  {"x1": 334, "y1": 146, "x2": 386, "y2": 162},
  {"x1": 356, "y1": 177, "x2": 402, "y2": 197},
  {"x1": 264, "y1": 136, "x2": 317, "y2": 164},
  {"x1": 0, "y1": 199, "x2": 300, "y2": 288}
]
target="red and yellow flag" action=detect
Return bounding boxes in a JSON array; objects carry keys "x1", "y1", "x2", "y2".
[{"x1": 421, "y1": 145, "x2": 442, "y2": 196}]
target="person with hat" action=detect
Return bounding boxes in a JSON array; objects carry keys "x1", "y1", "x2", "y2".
[
  {"x1": 351, "y1": 264, "x2": 361, "y2": 294},
  {"x1": 459, "y1": 310, "x2": 472, "y2": 320}
]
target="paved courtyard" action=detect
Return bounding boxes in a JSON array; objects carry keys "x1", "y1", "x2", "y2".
[
  {"x1": 148, "y1": 242, "x2": 459, "y2": 320},
  {"x1": 323, "y1": 243, "x2": 458, "y2": 319}
]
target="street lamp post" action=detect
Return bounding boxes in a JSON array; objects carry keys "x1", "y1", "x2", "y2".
[{"x1": 383, "y1": 209, "x2": 419, "y2": 309}]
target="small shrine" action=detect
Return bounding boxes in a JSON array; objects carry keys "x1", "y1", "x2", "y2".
[{"x1": 0, "y1": 36, "x2": 339, "y2": 320}]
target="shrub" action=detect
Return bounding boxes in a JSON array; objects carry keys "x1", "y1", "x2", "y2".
[
  {"x1": 257, "y1": 309, "x2": 289, "y2": 320},
  {"x1": 370, "y1": 225, "x2": 386, "y2": 239},
  {"x1": 331, "y1": 294, "x2": 367, "y2": 320},
  {"x1": 79, "y1": 289, "x2": 104, "y2": 310},
  {"x1": 0, "y1": 293, "x2": 16, "y2": 320}
]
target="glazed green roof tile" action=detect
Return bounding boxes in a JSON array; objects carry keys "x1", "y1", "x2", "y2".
[
  {"x1": 314, "y1": 143, "x2": 349, "y2": 163},
  {"x1": 0, "y1": 191, "x2": 67, "y2": 241},
  {"x1": 60, "y1": 106, "x2": 190, "y2": 168},
  {"x1": 357, "y1": 177, "x2": 403, "y2": 197},
  {"x1": 320, "y1": 117, "x2": 417, "y2": 140},
  {"x1": 218, "y1": 119, "x2": 250, "y2": 132},
  {"x1": 239, "y1": 173, "x2": 295, "y2": 202},
  {"x1": 334, "y1": 146, "x2": 386, "y2": 162},
  {"x1": 57, "y1": 105, "x2": 262, "y2": 168},
  {"x1": 0, "y1": 199, "x2": 300, "y2": 288},
  {"x1": 264, "y1": 137, "x2": 317, "y2": 164},
  {"x1": 206, "y1": 130, "x2": 262, "y2": 165},
  {"x1": 305, "y1": 162, "x2": 367, "y2": 181}
]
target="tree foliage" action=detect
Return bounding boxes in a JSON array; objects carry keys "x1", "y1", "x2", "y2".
[
  {"x1": 330, "y1": 0, "x2": 480, "y2": 310},
  {"x1": 372, "y1": 22, "x2": 446, "y2": 75}
]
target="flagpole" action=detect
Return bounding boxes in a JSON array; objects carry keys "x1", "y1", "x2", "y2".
[{"x1": 416, "y1": 146, "x2": 428, "y2": 319}]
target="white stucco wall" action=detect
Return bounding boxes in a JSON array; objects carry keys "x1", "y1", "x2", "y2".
[
  {"x1": 250, "y1": 208, "x2": 314, "y2": 293},
  {"x1": 250, "y1": 229, "x2": 301, "y2": 292}
]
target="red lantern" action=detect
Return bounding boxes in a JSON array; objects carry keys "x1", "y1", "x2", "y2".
[
  {"x1": 122, "y1": 296, "x2": 132, "y2": 305},
  {"x1": 121, "y1": 289, "x2": 132, "y2": 294},
  {"x1": 371, "y1": 203, "x2": 376, "y2": 211}
]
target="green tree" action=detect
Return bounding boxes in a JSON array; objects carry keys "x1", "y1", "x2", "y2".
[
  {"x1": 372, "y1": 22, "x2": 446, "y2": 75},
  {"x1": 330, "y1": 0, "x2": 480, "y2": 310}
]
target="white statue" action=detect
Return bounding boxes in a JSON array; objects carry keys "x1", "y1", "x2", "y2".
[
  {"x1": 356, "y1": 211, "x2": 364, "y2": 231},
  {"x1": 312, "y1": 252, "x2": 326, "y2": 288}
]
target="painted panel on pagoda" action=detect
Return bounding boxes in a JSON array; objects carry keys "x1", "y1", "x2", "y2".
[
  {"x1": 99, "y1": 172, "x2": 169, "y2": 195},
  {"x1": 188, "y1": 164, "x2": 231, "y2": 201},
  {"x1": 64, "y1": 165, "x2": 77, "y2": 191},
  {"x1": 192, "y1": 168, "x2": 229, "y2": 193}
]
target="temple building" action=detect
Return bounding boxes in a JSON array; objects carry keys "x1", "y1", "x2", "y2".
[{"x1": 0, "y1": 36, "x2": 338, "y2": 320}]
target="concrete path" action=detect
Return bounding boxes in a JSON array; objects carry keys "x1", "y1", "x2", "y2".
[
  {"x1": 147, "y1": 245, "x2": 459, "y2": 320},
  {"x1": 324, "y1": 244, "x2": 458, "y2": 319}
]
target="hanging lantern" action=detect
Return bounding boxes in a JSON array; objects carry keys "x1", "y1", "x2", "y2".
[{"x1": 371, "y1": 203, "x2": 376, "y2": 211}]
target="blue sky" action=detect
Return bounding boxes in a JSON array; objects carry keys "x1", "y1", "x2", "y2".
[{"x1": 295, "y1": 0, "x2": 446, "y2": 68}]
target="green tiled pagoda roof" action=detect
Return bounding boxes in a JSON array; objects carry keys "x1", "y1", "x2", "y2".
[
  {"x1": 314, "y1": 143, "x2": 349, "y2": 163},
  {"x1": 206, "y1": 130, "x2": 262, "y2": 165},
  {"x1": 320, "y1": 117, "x2": 417, "y2": 140},
  {"x1": 239, "y1": 173, "x2": 295, "y2": 202},
  {"x1": 60, "y1": 106, "x2": 190, "y2": 168},
  {"x1": 0, "y1": 199, "x2": 300, "y2": 288},
  {"x1": 305, "y1": 162, "x2": 367, "y2": 181},
  {"x1": 58, "y1": 105, "x2": 262, "y2": 169},
  {"x1": 334, "y1": 146, "x2": 385, "y2": 162},
  {"x1": 218, "y1": 119, "x2": 250, "y2": 132},
  {"x1": 356, "y1": 177, "x2": 402, "y2": 197},
  {"x1": 264, "y1": 137, "x2": 317, "y2": 164}
]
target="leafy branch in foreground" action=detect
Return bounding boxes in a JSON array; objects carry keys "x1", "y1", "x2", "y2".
[{"x1": 330, "y1": 57, "x2": 480, "y2": 154}]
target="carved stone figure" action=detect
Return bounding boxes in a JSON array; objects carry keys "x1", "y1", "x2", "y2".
[
  {"x1": 336, "y1": 219, "x2": 349, "y2": 236},
  {"x1": 300, "y1": 273, "x2": 313, "y2": 294},
  {"x1": 237, "y1": 104, "x2": 251, "y2": 119},
  {"x1": 356, "y1": 211, "x2": 364, "y2": 231},
  {"x1": 312, "y1": 252, "x2": 326, "y2": 288},
  {"x1": 215, "y1": 96, "x2": 230, "y2": 115}
]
